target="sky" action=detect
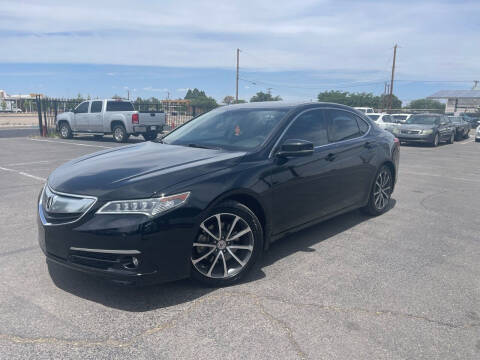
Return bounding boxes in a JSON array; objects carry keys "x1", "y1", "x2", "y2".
[{"x1": 1, "y1": 0, "x2": 479, "y2": 104}]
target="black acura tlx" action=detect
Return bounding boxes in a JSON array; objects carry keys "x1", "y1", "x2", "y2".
[{"x1": 38, "y1": 102, "x2": 400, "y2": 286}]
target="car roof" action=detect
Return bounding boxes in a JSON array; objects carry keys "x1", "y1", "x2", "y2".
[
  {"x1": 224, "y1": 101, "x2": 362, "y2": 112},
  {"x1": 367, "y1": 113, "x2": 386, "y2": 116}
]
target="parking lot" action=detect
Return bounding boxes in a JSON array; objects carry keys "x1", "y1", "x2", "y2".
[{"x1": 0, "y1": 131, "x2": 479, "y2": 359}]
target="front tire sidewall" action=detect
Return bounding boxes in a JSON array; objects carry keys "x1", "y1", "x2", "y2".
[
  {"x1": 191, "y1": 201, "x2": 263, "y2": 287},
  {"x1": 432, "y1": 133, "x2": 439, "y2": 147},
  {"x1": 58, "y1": 123, "x2": 72, "y2": 139},
  {"x1": 448, "y1": 132, "x2": 455, "y2": 144}
]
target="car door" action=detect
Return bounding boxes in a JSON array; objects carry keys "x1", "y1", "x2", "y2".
[
  {"x1": 88, "y1": 100, "x2": 103, "y2": 132},
  {"x1": 324, "y1": 109, "x2": 377, "y2": 211},
  {"x1": 438, "y1": 115, "x2": 451, "y2": 140},
  {"x1": 269, "y1": 109, "x2": 339, "y2": 234},
  {"x1": 73, "y1": 101, "x2": 90, "y2": 132}
]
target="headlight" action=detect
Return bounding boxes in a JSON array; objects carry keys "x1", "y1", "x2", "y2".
[
  {"x1": 97, "y1": 192, "x2": 190, "y2": 217},
  {"x1": 392, "y1": 127, "x2": 400, "y2": 135},
  {"x1": 421, "y1": 129, "x2": 433, "y2": 135}
]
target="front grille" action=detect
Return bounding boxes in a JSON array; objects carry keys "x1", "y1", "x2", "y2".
[
  {"x1": 69, "y1": 250, "x2": 120, "y2": 270},
  {"x1": 401, "y1": 130, "x2": 420, "y2": 134},
  {"x1": 40, "y1": 186, "x2": 96, "y2": 225}
]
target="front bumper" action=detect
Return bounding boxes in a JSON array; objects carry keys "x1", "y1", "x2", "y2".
[
  {"x1": 396, "y1": 133, "x2": 434, "y2": 143},
  {"x1": 38, "y1": 200, "x2": 198, "y2": 285}
]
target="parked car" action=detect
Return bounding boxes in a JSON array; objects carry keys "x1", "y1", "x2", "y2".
[
  {"x1": 38, "y1": 102, "x2": 400, "y2": 287},
  {"x1": 56, "y1": 99, "x2": 166, "y2": 142},
  {"x1": 391, "y1": 113, "x2": 412, "y2": 123},
  {"x1": 476, "y1": 126, "x2": 480, "y2": 142},
  {"x1": 354, "y1": 107, "x2": 374, "y2": 114},
  {"x1": 392, "y1": 113, "x2": 456, "y2": 147},
  {"x1": 448, "y1": 116, "x2": 471, "y2": 140},
  {"x1": 367, "y1": 113, "x2": 400, "y2": 134},
  {"x1": 458, "y1": 113, "x2": 479, "y2": 129}
]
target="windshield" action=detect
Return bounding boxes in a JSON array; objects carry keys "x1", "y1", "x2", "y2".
[
  {"x1": 367, "y1": 115, "x2": 380, "y2": 121},
  {"x1": 161, "y1": 107, "x2": 289, "y2": 150},
  {"x1": 406, "y1": 115, "x2": 440, "y2": 125},
  {"x1": 392, "y1": 115, "x2": 408, "y2": 121}
]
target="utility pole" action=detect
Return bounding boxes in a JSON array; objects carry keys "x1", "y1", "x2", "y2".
[
  {"x1": 127, "y1": 89, "x2": 130, "y2": 100},
  {"x1": 472, "y1": 80, "x2": 479, "y2": 90},
  {"x1": 236, "y1": 48, "x2": 240, "y2": 103},
  {"x1": 267, "y1": 88, "x2": 272, "y2": 95},
  {"x1": 388, "y1": 44, "x2": 398, "y2": 111}
]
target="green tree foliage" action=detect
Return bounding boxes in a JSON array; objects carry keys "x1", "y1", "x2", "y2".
[
  {"x1": 184, "y1": 88, "x2": 218, "y2": 110},
  {"x1": 223, "y1": 95, "x2": 235, "y2": 105},
  {"x1": 407, "y1": 98, "x2": 445, "y2": 111},
  {"x1": 317, "y1": 91, "x2": 402, "y2": 109},
  {"x1": 250, "y1": 91, "x2": 282, "y2": 102}
]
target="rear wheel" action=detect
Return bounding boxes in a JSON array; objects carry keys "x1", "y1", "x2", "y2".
[
  {"x1": 362, "y1": 165, "x2": 393, "y2": 216},
  {"x1": 112, "y1": 124, "x2": 129, "y2": 143},
  {"x1": 58, "y1": 122, "x2": 72, "y2": 139},
  {"x1": 191, "y1": 201, "x2": 263, "y2": 287}
]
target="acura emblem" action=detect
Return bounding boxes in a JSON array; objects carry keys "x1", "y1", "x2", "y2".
[{"x1": 46, "y1": 194, "x2": 56, "y2": 211}]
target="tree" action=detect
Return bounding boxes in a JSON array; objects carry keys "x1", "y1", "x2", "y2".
[
  {"x1": 407, "y1": 98, "x2": 445, "y2": 111},
  {"x1": 112, "y1": 94, "x2": 122, "y2": 100},
  {"x1": 223, "y1": 96, "x2": 235, "y2": 105},
  {"x1": 184, "y1": 88, "x2": 218, "y2": 110},
  {"x1": 317, "y1": 90, "x2": 402, "y2": 109},
  {"x1": 76, "y1": 93, "x2": 84, "y2": 102},
  {"x1": 250, "y1": 91, "x2": 282, "y2": 102}
]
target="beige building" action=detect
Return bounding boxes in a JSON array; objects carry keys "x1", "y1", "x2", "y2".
[{"x1": 428, "y1": 90, "x2": 480, "y2": 114}]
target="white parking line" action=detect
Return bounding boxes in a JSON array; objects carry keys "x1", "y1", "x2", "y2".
[
  {"x1": 30, "y1": 138, "x2": 113, "y2": 149},
  {"x1": 5, "y1": 160, "x2": 52, "y2": 166},
  {"x1": 0, "y1": 166, "x2": 46, "y2": 182}
]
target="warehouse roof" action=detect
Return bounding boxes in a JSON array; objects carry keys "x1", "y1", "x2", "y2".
[{"x1": 428, "y1": 90, "x2": 480, "y2": 99}]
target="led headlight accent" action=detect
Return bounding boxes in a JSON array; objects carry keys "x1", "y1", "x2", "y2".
[{"x1": 97, "y1": 192, "x2": 190, "y2": 217}]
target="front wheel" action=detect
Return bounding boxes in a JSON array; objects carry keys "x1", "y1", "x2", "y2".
[
  {"x1": 58, "y1": 122, "x2": 72, "y2": 139},
  {"x1": 362, "y1": 165, "x2": 393, "y2": 216},
  {"x1": 191, "y1": 201, "x2": 263, "y2": 287},
  {"x1": 431, "y1": 133, "x2": 439, "y2": 147},
  {"x1": 448, "y1": 132, "x2": 455, "y2": 144}
]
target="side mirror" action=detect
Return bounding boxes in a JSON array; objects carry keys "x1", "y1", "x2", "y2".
[{"x1": 276, "y1": 139, "x2": 314, "y2": 158}]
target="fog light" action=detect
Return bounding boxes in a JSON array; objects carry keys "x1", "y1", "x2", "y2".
[{"x1": 121, "y1": 256, "x2": 139, "y2": 269}]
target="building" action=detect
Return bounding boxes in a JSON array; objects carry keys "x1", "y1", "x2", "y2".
[
  {"x1": 428, "y1": 90, "x2": 480, "y2": 114},
  {"x1": 0, "y1": 90, "x2": 43, "y2": 112}
]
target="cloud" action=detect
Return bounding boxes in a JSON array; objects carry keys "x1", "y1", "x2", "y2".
[
  {"x1": 143, "y1": 86, "x2": 168, "y2": 92},
  {"x1": 176, "y1": 88, "x2": 190, "y2": 92},
  {"x1": 0, "y1": 0, "x2": 479, "y2": 81}
]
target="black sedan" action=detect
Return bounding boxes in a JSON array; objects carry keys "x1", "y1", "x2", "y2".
[
  {"x1": 392, "y1": 113, "x2": 455, "y2": 146},
  {"x1": 38, "y1": 102, "x2": 399, "y2": 287}
]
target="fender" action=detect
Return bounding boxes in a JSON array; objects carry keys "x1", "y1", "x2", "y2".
[{"x1": 56, "y1": 112, "x2": 74, "y2": 130}]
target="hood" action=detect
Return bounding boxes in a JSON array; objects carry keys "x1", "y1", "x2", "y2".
[
  {"x1": 399, "y1": 123, "x2": 436, "y2": 130},
  {"x1": 48, "y1": 142, "x2": 246, "y2": 199}
]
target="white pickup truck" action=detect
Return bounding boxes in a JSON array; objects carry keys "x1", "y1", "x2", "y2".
[{"x1": 56, "y1": 99, "x2": 166, "y2": 142}]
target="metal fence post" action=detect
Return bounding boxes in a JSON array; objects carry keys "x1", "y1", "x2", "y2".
[{"x1": 36, "y1": 95, "x2": 43, "y2": 136}]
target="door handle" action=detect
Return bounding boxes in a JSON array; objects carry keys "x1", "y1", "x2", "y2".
[{"x1": 325, "y1": 153, "x2": 336, "y2": 162}]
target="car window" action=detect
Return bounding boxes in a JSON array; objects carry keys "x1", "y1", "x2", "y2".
[
  {"x1": 282, "y1": 109, "x2": 328, "y2": 146},
  {"x1": 326, "y1": 109, "x2": 362, "y2": 142},
  {"x1": 383, "y1": 115, "x2": 395, "y2": 123},
  {"x1": 106, "y1": 101, "x2": 134, "y2": 112},
  {"x1": 367, "y1": 115, "x2": 380, "y2": 121},
  {"x1": 356, "y1": 116, "x2": 370, "y2": 134},
  {"x1": 90, "y1": 101, "x2": 103, "y2": 113},
  {"x1": 75, "y1": 101, "x2": 89, "y2": 114}
]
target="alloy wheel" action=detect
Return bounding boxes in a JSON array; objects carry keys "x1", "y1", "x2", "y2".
[
  {"x1": 192, "y1": 213, "x2": 254, "y2": 279},
  {"x1": 60, "y1": 126, "x2": 68, "y2": 138},
  {"x1": 373, "y1": 169, "x2": 392, "y2": 211},
  {"x1": 114, "y1": 127, "x2": 124, "y2": 142},
  {"x1": 434, "y1": 134, "x2": 439, "y2": 147}
]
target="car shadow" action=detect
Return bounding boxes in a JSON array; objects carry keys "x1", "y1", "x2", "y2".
[
  {"x1": 48, "y1": 199, "x2": 396, "y2": 312},
  {"x1": 72, "y1": 135, "x2": 145, "y2": 144}
]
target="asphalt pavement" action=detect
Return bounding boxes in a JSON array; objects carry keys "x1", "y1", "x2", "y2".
[{"x1": 0, "y1": 133, "x2": 479, "y2": 359}]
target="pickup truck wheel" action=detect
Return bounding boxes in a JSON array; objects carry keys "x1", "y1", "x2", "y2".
[
  {"x1": 58, "y1": 122, "x2": 72, "y2": 139},
  {"x1": 142, "y1": 132, "x2": 157, "y2": 141},
  {"x1": 112, "y1": 125, "x2": 128, "y2": 143}
]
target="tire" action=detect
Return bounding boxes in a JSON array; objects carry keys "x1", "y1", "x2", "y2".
[
  {"x1": 142, "y1": 132, "x2": 158, "y2": 141},
  {"x1": 58, "y1": 122, "x2": 72, "y2": 139},
  {"x1": 431, "y1": 133, "x2": 439, "y2": 147},
  {"x1": 191, "y1": 201, "x2": 263, "y2": 287},
  {"x1": 448, "y1": 132, "x2": 454, "y2": 144},
  {"x1": 362, "y1": 165, "x2": 393, "y2": 216},
  {"x1": 112, "y1": 124, "x2": 129, "y2": 143},
  {"x1": 464, "y1": 130, "x2": 469, "y2": 139}
]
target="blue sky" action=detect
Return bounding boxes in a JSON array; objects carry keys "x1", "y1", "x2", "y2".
[{"x1": 1, "y1": 0, "x2": 478, "y2": 104}]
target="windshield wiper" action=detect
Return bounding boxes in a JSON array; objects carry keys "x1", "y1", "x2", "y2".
[{"x1": 187, "y1": 143, "x2": 219, "y2": 150}]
